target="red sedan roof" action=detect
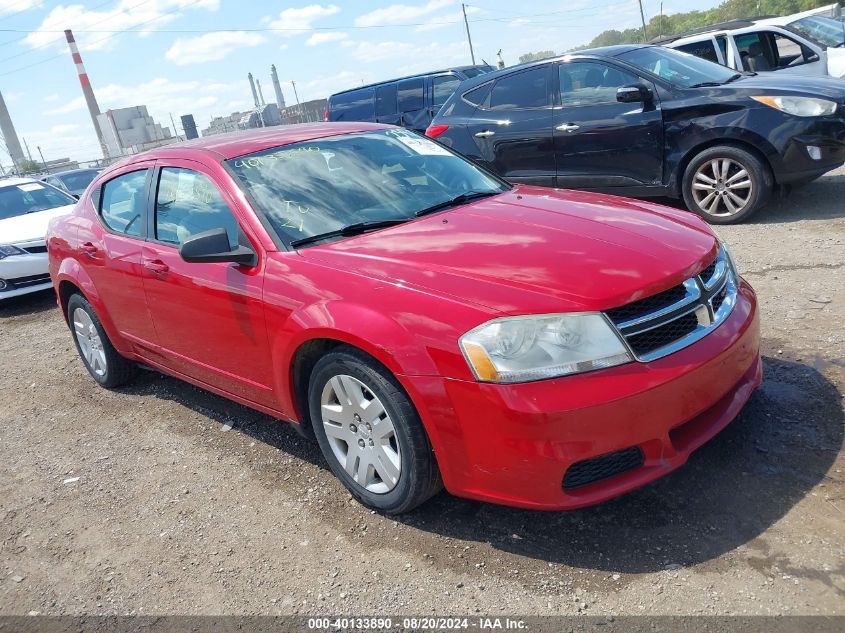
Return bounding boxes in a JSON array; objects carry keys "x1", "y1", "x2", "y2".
[{"x1": 129, "y1": 122, "x2": 393, "y2": 163}]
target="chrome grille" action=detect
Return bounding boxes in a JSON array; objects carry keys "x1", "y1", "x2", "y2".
[{"x1": 605, "y1": 247, "x2": 737, "y2": 362}]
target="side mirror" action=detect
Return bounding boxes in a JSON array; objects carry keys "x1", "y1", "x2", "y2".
[
  {"x1": 179, "y1": 228, "x2": 256, "y2": 266},
  {"x1": 617, "y1": 84, "x2": 652, "y2": 103}
]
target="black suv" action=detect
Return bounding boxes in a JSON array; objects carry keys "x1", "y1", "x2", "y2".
[{"x1": 427, "y1": 45, "x2": 845, "y2": 223}]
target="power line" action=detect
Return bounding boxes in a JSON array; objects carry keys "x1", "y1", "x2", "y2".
[
  {"x1": 0, "y1": 0, "x2": 119, "y2": 53},
  {"x1": 0, "y1": 0, "x2": 205, "y2": 77},
  {"x1": 0, "y1": 0, "x2": 57, "y2": 25},
  {"x1": 0, "y1": 1, "x2": 639, "y2": 34}
]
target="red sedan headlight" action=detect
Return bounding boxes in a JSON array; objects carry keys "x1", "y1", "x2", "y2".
[{"x1": 459, "y1": 313, "x2": 632, "y2": 383}]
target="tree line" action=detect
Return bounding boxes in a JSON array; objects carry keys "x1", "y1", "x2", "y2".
[{"x1": 518, "y1": 0, "x2": 839, "y2": 63}]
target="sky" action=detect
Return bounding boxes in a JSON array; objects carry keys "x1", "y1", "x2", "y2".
[{"x1": 0, "y1": 0, "x2": 718, "y2": 164}]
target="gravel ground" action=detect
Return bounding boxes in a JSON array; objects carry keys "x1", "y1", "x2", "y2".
[{"x1": 0, "y1": 168, "x2": 843, "y2": 617}]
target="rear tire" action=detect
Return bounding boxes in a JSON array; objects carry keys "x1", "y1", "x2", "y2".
[
  {"x1": 308, "y1": 348, "x2": 442, "y2": 513},
  {"x1": 67, "y1": 293, "x2": 136, "y2": 388},
  {"x1": 682, "y1": 145, "x2": 772, "y2": 224}
]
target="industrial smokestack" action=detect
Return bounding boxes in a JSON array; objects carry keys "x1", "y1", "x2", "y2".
[
  {"x1": 64, "y1": 29, "x2": 108, "y2": 159},
  {"x1": 248, "y1": 73, "x2": 260, "y2": 108},
  {"x1": 0, "y1": 90, "x2": 25, "y2": 170},
  {"x1": 256, "y1": 79, "x2": 266, "y2": 107},
  {"x1": 270, "y1": 64, "x2": 286, "y2": 109}
]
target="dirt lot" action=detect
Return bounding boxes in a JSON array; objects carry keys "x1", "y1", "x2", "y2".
[{"x1": 1, "y1": 168, "x2": 843, "y2": 618}]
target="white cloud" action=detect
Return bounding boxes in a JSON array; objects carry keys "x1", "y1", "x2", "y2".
[
  {"x1": 50, "y1": 123, "x2": 80, "y2": 135},
  {"x1": 25, "y1": 74, "x2": 253, "y2": 160},
  {"x1": 25, "y1": 1, "x2": 219, "y2": 51},
  {"x1": 339, "y1": 38, "x2": 468, "y2": 73},
  {"x1": 266, "y1": 4, "x2": 341, "y2": 36},
  {"x1": 305, "y1": 31, "x2": 348, "y2": 46},
  {"x1": 346, "y1": 40, "x2": 415, "y2": 63},
  {"x1": 414, "y1": 6, "x2": 478, "y2": 32},
  {"x1": 165, "y1": 31, "x2": 266, "y2": 65},
  {"x1": 354, "y1": 0, "x2": 453, "y2": 27},
  {"x1": 298, "y1": 70, "x2": 374, "y2": 102},
  {"x1": 43, "y1": 93, "x2": 60, "y2": 102},
  {"x1": 0, "y1": 1, "x2": 40, "y2": 15},
  {"x1": 45, "y1": 97, "x2": 85, "y2": 116},
  {"x1": 95, "y1": 77, "x2": 224, "y2": 115}
]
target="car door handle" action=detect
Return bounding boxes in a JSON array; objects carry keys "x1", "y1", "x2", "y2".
[
  {"x1": 144, "y1": 260, "x2": 169, "y2": 276},
  {"x1": 556, "y1": 123, "x2": 581, "y2": 132},
  {"x1": 80, "y1": 242, "x2": 98, "y2": 258},
  {"x1": 474, "y1": 130, "x2": 496, "y2": 138}
]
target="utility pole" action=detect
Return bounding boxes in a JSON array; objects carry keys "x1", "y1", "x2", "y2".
[
  {"x1": 462, "y1": 3, "x2": 476, "y2": 65},
  {"x1": 638, "y1": 0, "x2": 648, "y2": 42},
  {"x1": 659, "y1": 2, "x2": 663, "y2": 36},
  {"x1": 23, "y1": 137, "x2": 33, "y2": 162},
  {"x1": 37, "y1": 146, "x2": 48, "y2": 172},
  {"x1": 169, "y1": 112, "x2": 181, "y2": 140},
  {"x1": 291, "y1": 81, "x2": 302, "y2": 122}
]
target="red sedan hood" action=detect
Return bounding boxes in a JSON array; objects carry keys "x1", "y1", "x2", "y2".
[{"x1": 298, "y1": 187, "x2": 718, "y2": 314}]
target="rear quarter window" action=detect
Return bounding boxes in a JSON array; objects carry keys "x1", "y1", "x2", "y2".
[
  {"x1": 675, "y1": 40, "x2": 720, "y2": 63},
  {"x1": 461, "y1": 81, "x2": 493, "y2": 107}
]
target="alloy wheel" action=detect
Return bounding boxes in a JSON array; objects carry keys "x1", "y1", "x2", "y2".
[
  {"x1": 691, "y1": 158, "x2": 753, "y2": 217},
  {"x1": 73, "y1": 307, "x2": 107, "y2": 378},
  {"x1": 319, "y1": 374, "x2": 402, "y2": 494}
]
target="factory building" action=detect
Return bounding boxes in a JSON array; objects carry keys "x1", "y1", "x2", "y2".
[
  {"x1": 202, "y1": 111, "x2": 251, "y2": 137},
  {"x1": 96, "y1": 106, "x2": 174, "y2": 156},
  {"x1": 281, "y1": 98, "x2": 328, "y2": 125},
  {"x1": 180, "y1": 114, "x2": 199, "y2": 140}
]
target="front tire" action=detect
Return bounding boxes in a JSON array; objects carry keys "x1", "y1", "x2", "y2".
[
  {"x1": 682, "y1": 145, "x2": 772, "y2": 224},
  {"x1": 67, "y1": 293, "x2": 136, "y2": 388},
  {"x1": 308, "y1": 348, "x2": 442, "y2": 513}
]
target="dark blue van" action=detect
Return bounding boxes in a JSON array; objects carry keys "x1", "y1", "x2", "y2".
[{"x1": 327, "y1": 65, "x2": 494, "y2": 131}]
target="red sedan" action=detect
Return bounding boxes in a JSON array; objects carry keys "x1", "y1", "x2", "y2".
[{"x1": 47, "y1": 123, "x2": 761, "y2": 513}]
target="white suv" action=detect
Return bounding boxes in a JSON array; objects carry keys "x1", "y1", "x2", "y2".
[{"x1": 664, "y1": 12, "x2": 845, "y2": 78}]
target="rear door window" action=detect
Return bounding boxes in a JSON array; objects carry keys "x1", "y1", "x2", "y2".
[
  {"x1": 330, "y1": 88, "x2": 374, "y2": 121},
  {"x1": 397, "y1": 78, "x2": 424, "y2": 112},
  {"x1": 99, "y1": 170, "x2": 148, "y2": 237},
  {"x1": 375, "y1": 84, "x2": 398, "y2": 116},
  {"x1": 489, "y1": 66, "x2": 550, "y2": 110}
]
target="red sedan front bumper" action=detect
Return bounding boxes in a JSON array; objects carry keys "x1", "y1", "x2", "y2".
[{"x1": 402, "y1": 279, "x2": 761, "y2": 510}]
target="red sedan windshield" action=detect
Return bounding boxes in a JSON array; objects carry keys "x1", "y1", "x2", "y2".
[{"x1": 226, "y1": 129, "x2": 507, "y2": 245}]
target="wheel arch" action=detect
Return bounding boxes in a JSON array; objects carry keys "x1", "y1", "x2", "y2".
[
  {"x1": 286, "y1": 337, "x2": 442, "y2": 456},
  {"x1": 673, "y1": 137, "x2": 776, "y2": 197},
  {"x1": 54, "y1": 259, "x2": 127, "y2": 354},
  {"x1": 272, "y1": 301, "x2": 444, "y2": 421}
]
